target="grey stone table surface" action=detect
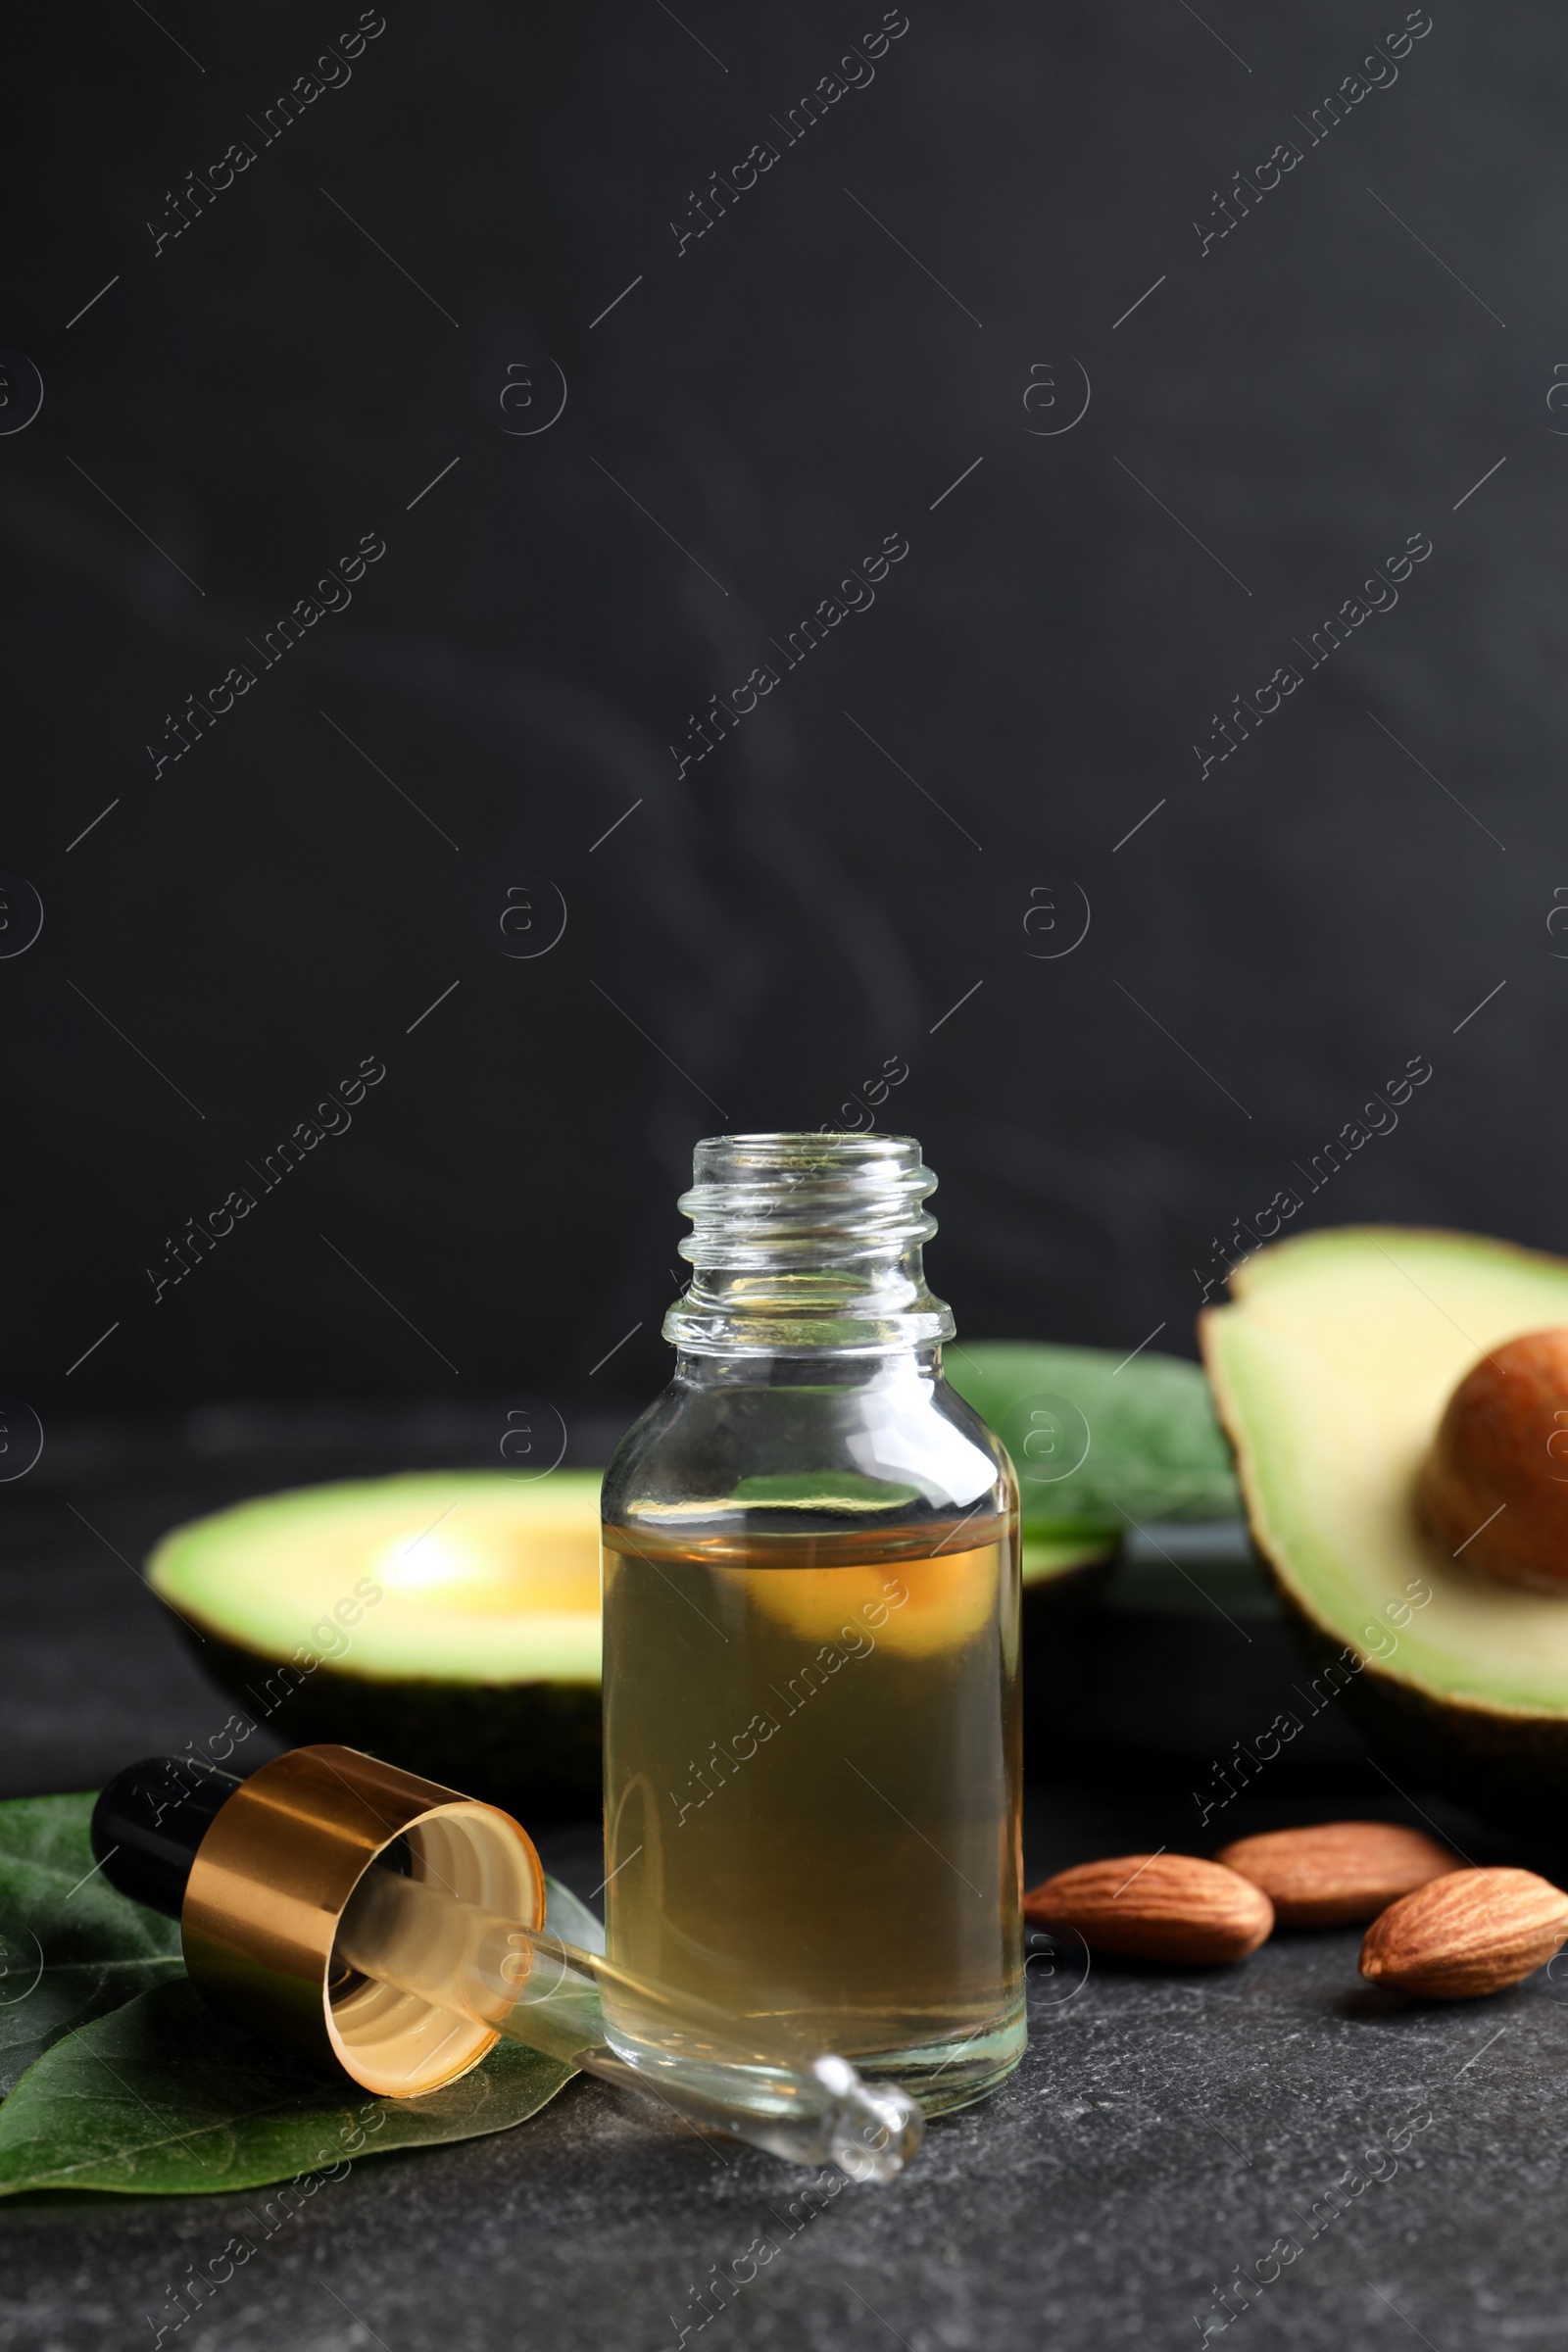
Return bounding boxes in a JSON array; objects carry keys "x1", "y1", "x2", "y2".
[{"x1": 1, "y1": 1414, "x2": 1559, "y2": 2352}]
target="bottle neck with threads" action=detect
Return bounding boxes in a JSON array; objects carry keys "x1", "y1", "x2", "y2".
[{"x1": 662, "y1": 1134, "x2": 956, "y2": 1362}]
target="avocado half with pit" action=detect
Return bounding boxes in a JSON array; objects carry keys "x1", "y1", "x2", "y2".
[
  {"x1": 148, "y1": 1472, "x2": 603, "y2": 1814},
  {"x1": 1201, "y1": 1225, "x2": 1568, "y2": 1823}
]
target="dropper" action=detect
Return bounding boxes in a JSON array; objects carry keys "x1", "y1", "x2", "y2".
[
  {"x1": 332, "y1": 1856, "x2": 919, "y2": 2178},
  {"x1": 91, "y1": 1743, "x2": 922, "y2": 2183}
]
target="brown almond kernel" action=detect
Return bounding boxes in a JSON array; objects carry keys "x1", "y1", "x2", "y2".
[
  {"x1": 1023, "y1": 1852, "x2": 1274, "y2": 1965},
  {"x1": 1360, "y1": 1866, "x2": 1568, "y2": 1999},
  {"x1": 1216, "y1": 1822, "x2": 1459, "y2": 1929}
]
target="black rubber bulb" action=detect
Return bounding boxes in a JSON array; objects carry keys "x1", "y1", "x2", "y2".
[{"x1": 89, "y1": 1755, "x2": 241, "y2": 1919}]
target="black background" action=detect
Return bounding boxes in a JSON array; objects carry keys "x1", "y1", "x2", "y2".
[
  {"x1": 5, "y1": 19, "x2": 1566, "y2": 2339},
  {"x1": 1, "y1": 0, "x2": 1551, "y2": 1427}
]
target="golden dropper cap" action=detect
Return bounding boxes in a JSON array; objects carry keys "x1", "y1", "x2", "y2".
[{"x1": 181, "y1": 1743, "x2": 545, "y2": 2098}]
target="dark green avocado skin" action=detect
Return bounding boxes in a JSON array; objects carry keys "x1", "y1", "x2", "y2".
[
  {"x1": 1020, "y1": 1556, "x2": 1116, "y2": 1721},
  {"x1": 1274, "y1": 1586, "x2": 1568, "y2": 1835},
  {"x1": 184, "y1": 1627, "x2": 603, "y2": 1820}
]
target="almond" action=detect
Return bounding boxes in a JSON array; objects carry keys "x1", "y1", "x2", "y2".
[
  {"x1": 1023, "y1": 1853, "x2": 1273, "y2": 1964},
  {"x1": 1215, "y1": 1822, "x2": 1459, "y2": 1929},
  {"x1": 1360, "y1": 1866, "x2": 1568, "y2": 1998}
]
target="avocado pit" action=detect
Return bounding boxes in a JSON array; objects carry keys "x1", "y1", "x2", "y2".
[{"x1": 1416, "y1": 1328, "x2": 1568, "y2": 1591}]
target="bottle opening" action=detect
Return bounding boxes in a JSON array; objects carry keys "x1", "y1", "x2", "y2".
[{"x1": 663, "y1": 1132, "x2": 956, "y2": 1355}]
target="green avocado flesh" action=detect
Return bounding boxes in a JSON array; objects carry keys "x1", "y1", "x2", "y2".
[
  {"x1": 149, "y1": 1473, "x2": 604, "y2": 1812},
  {"x1": 1020, "y1": 1535, "x2": 1116, "y2": 1584},
  {"x1": 1202, "y1": 1224, "x2": 1568, "y2": 1814}
]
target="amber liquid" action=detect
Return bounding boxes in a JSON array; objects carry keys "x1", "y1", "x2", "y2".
[{"x1": 600, "y1": 1512, "x2": 1023, "y2": 2109}]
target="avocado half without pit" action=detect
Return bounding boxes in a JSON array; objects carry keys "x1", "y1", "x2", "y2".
[
  {"x1": 1201, "y1": 1226, "x2": 1568, "y2": 1825},
  {"x1": 148, "y1": 1472, "x2": 604, "y2": 1813}
]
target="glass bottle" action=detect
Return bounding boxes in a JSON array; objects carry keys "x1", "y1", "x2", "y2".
[{"x1": 600, "y1": 1133, "x2": 1024, "y2": 2114}]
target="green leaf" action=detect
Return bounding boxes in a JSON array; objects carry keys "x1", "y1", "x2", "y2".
[
  {"x1": 947, "y1": 1341, "x2": 1241, "y2": 1536},
  {"x1": 0, "y1": 1793, "x2": 183, "y2": 2096},
  {"x1": 539, "y1": 1871, "x2": 605, "y2": 1953},
  {"x1": 0, "y1": 1977, "x2": 572, "y2": 2198}
]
